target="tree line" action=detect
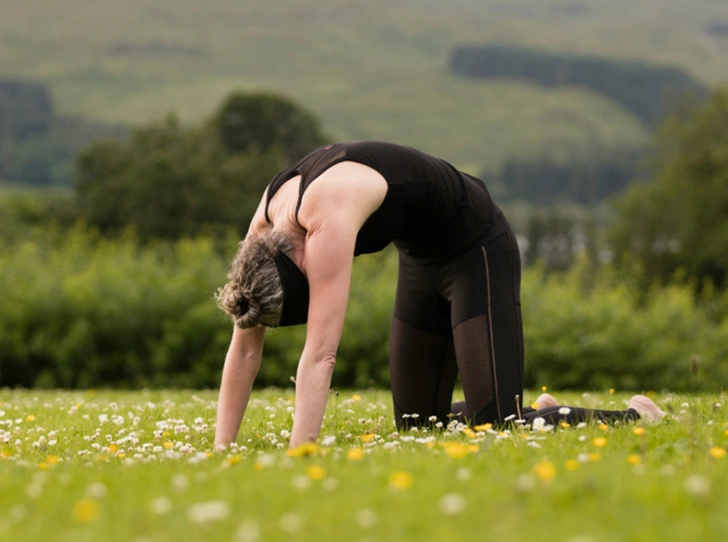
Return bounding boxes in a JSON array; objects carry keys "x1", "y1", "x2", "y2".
[
  {"x1": 0, "y1": 78, "x2": 125, "y2": 186},
  {"x1": 449, "y1": 45, "x2": 708, "y2": 127}
]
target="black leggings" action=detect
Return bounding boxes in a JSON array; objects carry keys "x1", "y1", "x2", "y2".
[{"x1": 389, "y1": 225, "x2": 638, "y2": 428}]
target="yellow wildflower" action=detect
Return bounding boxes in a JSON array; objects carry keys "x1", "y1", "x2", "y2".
[
  {"x1": 560, "y1": 421, "x2": 571, "y2": 429},
  {"x1": 347, "y1": 448, "x2": 365, "y2": 461},
  {"x1": 352, "y1": 395, "x2": 361, "y2": 402},
  {"x1": 163, "y1": 442, "x2": 174, "y2": 450},
  {"x1": 531, "y1": 402, "x2": 540, "y2": 410},
  {"x1": 709, "y1": 447, "x2": 726, "y2": 459},
  {"x1": 26, "y1": 415, "x2": 36, "y2": 422},
  {"x1": 589, "y1": 453, "x2": 602, "y2": 462},
  {"x1": 633, "y1": 427, "x2": 646, "y2": 436},
  {"x1": 360, "y1": 433, "x2": 377, "y2": 443},
  {"x1": 305, "y1": 466, "x2": 327, "y2": 480},
  {"x1": 593, "y1": 437, "x2": 607, "y2": 448},
  {"x1": 474, "y1": 423, "x2": 492, "y2": 432},
  {"x1": 564, "y1": 459, "x2": 579, "y2": 471},
  {"x1": 287, "y1": 442, "x2": 319, "y2": 457},
  {"x1": 107, "y1": 444, "x2": 119, "y2": 454},
  {"x1": 443, "y1": 443, "x2": 469, "y2": 459},
  {"x1": 627, "y1": 454, "x2": 641, "y2": 465},
  {"x1": 533, "y1": 461, "x2": 556, "y2": 481},
  {"x1": 226, "y1": 455, "x2": 241, "y2": 465},
  {"x1": 541, "y1": 386, "x2": 548, "y2": 392},
  {"x1": 38, "y1": 462, "x2": 48, "y2": 470},
  {"x1": 47, "y1": 456, "x2": 59, "y2": 465},
  {"x1": 462, "y1": 428, "x2": 477, "y2": 439},
  {"x1": 389, "y1": 471, "x2": 413, "y2": 490},
  {"x1": 72, "y1": 499, "x2": 100, "y2": 523},
  {"x1": 609, "y1": 388, "x2": 615, "y2": 395}
]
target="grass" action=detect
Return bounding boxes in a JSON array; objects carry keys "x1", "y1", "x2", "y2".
[
  {"x1": 3, "y1": 0, "x2": 728, "y2": 172},
  {"x1": 1, "y1": 388, "x2": 726, "y2": 541}
]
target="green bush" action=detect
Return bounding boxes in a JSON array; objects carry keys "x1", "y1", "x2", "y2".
[{"x1": 1, "y1": 229, "x2": 726, "y2": 391}]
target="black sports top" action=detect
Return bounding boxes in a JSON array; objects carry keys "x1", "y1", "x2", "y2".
[{"x1": 265, "y1": 141, "x2": 506, "y2": 263}]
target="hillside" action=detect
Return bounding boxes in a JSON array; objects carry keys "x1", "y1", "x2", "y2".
[{"x1": 2, "y1": 0, "x2": 728, "y2": 172}]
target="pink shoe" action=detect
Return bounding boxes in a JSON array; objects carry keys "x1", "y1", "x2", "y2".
[
  {"x1": 628, "y1": 395, "x2": 666, "y2": 423},
  {"x1": 533, "y1": 393, "x2": 559, "y2": 409}
]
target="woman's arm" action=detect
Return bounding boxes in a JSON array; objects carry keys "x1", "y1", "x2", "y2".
[
  {"x1": 214, "y1": 320, "x2": 266, "y2": 450},
  {"x1": 289, "y1": 162, "x2": 387, "y2": 447}
]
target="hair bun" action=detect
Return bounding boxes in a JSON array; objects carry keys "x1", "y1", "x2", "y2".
[{"x1": 238, "y1": 295, "x2": 250, "y2": 315}]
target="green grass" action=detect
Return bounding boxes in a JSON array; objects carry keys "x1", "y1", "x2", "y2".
[
  {"x1": 1, "y1": 389, "x2": 727, "y2": 541},
  {"x1": 3, "y1": 0, "x2": 728, "y2": 171}
]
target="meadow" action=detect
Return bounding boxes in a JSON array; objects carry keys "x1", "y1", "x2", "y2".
[{"x1": 1, "y1": 388, "x2": 726, "y2": 542}]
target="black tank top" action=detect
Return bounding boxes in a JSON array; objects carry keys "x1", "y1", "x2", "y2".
[{"x1": 265, "y1": 141, "x2": 506, "y2": 263}]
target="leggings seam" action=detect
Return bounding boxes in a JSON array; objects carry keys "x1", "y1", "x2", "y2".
[{"x1": 480, "y1": 245, "x2": 502, "y2": 423}]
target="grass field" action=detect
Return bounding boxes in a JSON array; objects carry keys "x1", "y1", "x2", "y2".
[
  {"x1": 4, "y1": 0, "x2": 728, "y2": 172},
  {"x1": 1, "y1": 388, "x2": 726, "y2": 541}
]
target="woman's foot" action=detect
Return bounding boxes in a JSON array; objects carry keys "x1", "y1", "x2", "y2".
[
  {"x1": 533, "y1": 393, "x2": 559, "y2": 409},
  {"x1": 628, "y1": 395, "x2": 666, "y2": 423}
]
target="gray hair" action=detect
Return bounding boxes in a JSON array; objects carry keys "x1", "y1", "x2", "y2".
[{"x1": 215, "y1": 231, "x2": 294, "y2": 328}]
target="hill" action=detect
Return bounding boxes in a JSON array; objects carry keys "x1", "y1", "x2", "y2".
[{"x1": 2, "y1": 0, "x2": 728, "y2": 172}]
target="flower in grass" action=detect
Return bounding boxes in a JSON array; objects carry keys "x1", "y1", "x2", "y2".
[
  {"x1": 709, "y1": 447, "x2": 726, "y2": 459},
  {"x1": 592, "y1": 437, "x2": 607, "y2": 448},
  {"x1": 150, "y1": 497, "x2": 173, "y2": 515},
  {"x1": 627, "y1": 454, "x2": 641, "y2": 465},
  {"x1": 462, "y1": 428, "x2": 477, "y2": 439},
  {"x1": 352, "y1": 395, "x2": 361, "y2": 402},
  {"x1": 347, "y1": 448, "x2": 365, "y2": 461},
  {"x1": 234, "y1": 520, "x2": 261, "y2": 542},
  {"x1": 455, "y1": 467, "x2": 472, "y2": 481},
  {"x1": 287, "y1": 442, "x2": 319, "y2": 457},
  {"x1": 26, "y1": 415, "x2": 36, "y2": 422},
  {"x1": 598, "y1": 423, "x2": 609, "y2": 431},
  {"x1": 558, "y1": 407, "x2": 571, "y2": 416},
  {"x1": 684, "y1": 474, "x2": 711, "y2": 497},
  {"x1": 389, "y1": 471, "x2": 414, "y2": 490},
  {"x1": 442, "y1": 442, "x2": 474, "y2": 459},
  {"x1": 72, "y1": 499, "x2": 100, "y2": 523},
  {"x1": 360, "y1": 433, "x2": 377, "y2": 444},
  {"x1": 355, "y1": 508, "x2": 378, "y2": 529},
  {"x1": 531, "y1": 402, "x2": 540, "y2": 409},
  {"x1": 186, "y1": 500, "x2": 231, "y2": 524},
  {"x1": 279, "y1": 513, "x2": 303, "y2": 533},
  {"x1": 305, "y1": 466, "x2": 327, "y2": 480},
  {"x1": 541, "y1": 386, "x2": 548, "y2": 392},
  {"x1": 633, "y1": 427, "x2": 646, "y2": 436},
  {"x1": 439, "y1": 493, "x2": 467, "y2": 515},
  {"x1": 564, "y1": 459, "x2": 580, "y2": 471},
  {"x1": 474, "y1": 423, "x2": 492, "y2": 432},
  {"x1": 609, "y1": 388, "x2": 615, "y2": 394},
  {"x1": 533, "y1": 461, "x2": 556, "y2": 482}
]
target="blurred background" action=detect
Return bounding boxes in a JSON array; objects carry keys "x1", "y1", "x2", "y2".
[{"x1": 2, "y1": 0, "x2": 728, "y2": 393}]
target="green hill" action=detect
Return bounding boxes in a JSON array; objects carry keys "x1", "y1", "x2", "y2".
[{"x1": 2, "y1": 0, "x2": 728, "y2": 172}]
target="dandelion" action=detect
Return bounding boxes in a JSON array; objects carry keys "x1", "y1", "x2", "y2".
[
  {"x1": 593, "y1": 437, "x2": 607, "y2": 448},
  {"x1": 541, "y1": 386, "x2": 547, "y2": 392},
  {"x1": 287, "y1": 442, "x2": 319, "y2": 457},
  {"x1": 352, "y1": 395, "x2": 361, "y2": 402},
  {"x1": 355, "y1": 508, "x2": 378, "y2": 529},
  {"x1": 360, "y1": 434, "x2": 377, "y2": 444},
  {"x1": 564, "y1": 459, "x2": 580, "y2": 471},
  {"x1": 187, "y1": 500, "x2": 231, "y2": 524},
  {"x1": 305, "y1": 466, "x2": 326, "y2": 480},
  {"x1": 627, "y1": 454, "x2": 641, "y2": 465},
  {"x1": 442, "y1": 442, "x2": 469, "y2": 459},
  {"x1": 462, "y1": 428, "x2": 477, "y2": 439},
  {"x1": 72, "y1": 499, "x2": 100, "y2": 523},
  {"x1": 533, "y1": 461, "x2": 556, "y2": 482},
  {"x1": 439, "y1": 493, "x2": 466, "y2": 515},
  {"x1": 709, "y1": 447, "x2": 726, "y2": 459},
  {"x1": 598, "y1": 423, "x2": 608, "y2": 431},
  {"x1": 531, "y1": 402, "x2": 540, "y2": 409},
  {"x1": 609, "y1": 388, "x2": 615, "y2": 394},
  {"x1": 389, "y1": 471, "x2": 414, "y2": 490},
  {"x1": 633, "y1": 427, "x2": 646, "y2": 436},
  {"x1": 559, "y1": 422, "x2": 571, "y2": 429},
  {"x1": 474, "y1": 423, "x2": 492, "y2": 432},
  {"x1": 589, "y1": 453, "x2": 602, "y2": 462},
  {"x1": 347, "y1": 448, "x2": 365, "y2": 461}
]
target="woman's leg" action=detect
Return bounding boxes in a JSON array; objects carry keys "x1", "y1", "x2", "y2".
[
  {"x1": 389, "y1": 253, "x2": 458, "y2": 429},
  {"x1": 435, "y1": 227, "x2": 524, "y2": 426}
]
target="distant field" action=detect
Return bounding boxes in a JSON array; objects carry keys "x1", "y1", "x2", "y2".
[
  {"x1": 1, "y1": 388, "x2": 727, "y2": 542},
  {"x1": 2, "y1": 0, "x2": 728, "y2": 171}
]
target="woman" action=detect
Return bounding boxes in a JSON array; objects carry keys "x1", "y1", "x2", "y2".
[{"x1": 213, "y1": 141, "x2": 665, "y2": 450}]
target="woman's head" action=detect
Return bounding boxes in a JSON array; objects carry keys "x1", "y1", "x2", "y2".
[
  {"x1": 216, "y1": 231, "x2": 309, "y2": 328},
  {"x1": 216, "y1": 232, "x2": 291, "y2": 328}
]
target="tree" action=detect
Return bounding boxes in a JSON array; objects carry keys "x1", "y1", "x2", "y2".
[
  {"x1": 212, "y1": 91, "x2": 328, "y2": 165},
  {"x1": 609, "y1": 89, "x2": 728, "y2": 288},
  {"x1": 76, "y1": 91, "x2": 327, "y2": 240}
]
